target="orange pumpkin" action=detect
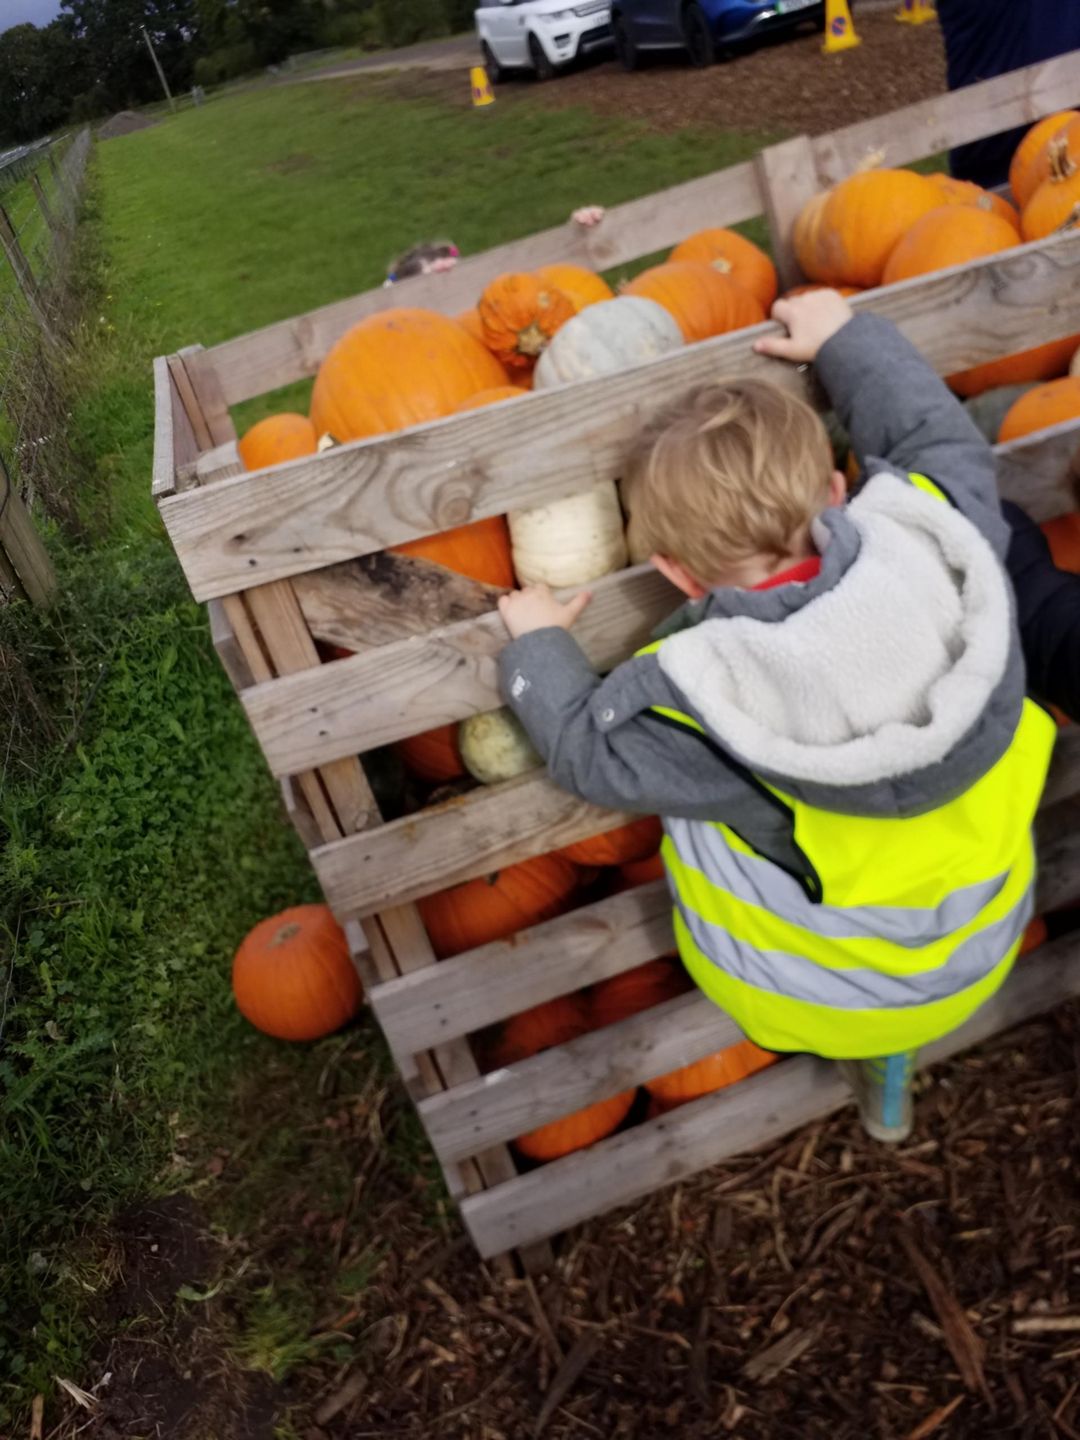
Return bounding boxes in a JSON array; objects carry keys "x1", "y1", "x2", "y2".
[
  {"x1": 881, "y1": 207, "x2": 1021, "y2": 285},
  {"x1": 614, "y1": 852, "x2": 667, "y2": 891},
  {"x1": 418, "y1": 854, "x2": 580, "y2": 959},
  {"x1": 237, "y1": 413, "x2": 318, "y2": 471},
  {"x1": 646, "y1": 1040, "x2": 777, "y2": 1109},
  {"x1": 1020, "y1": 915, "x2": 1049, "y2": 955},
  {"x1": 392, "y1": 516, "x2": 515, "y2": 588},
  {"x1": 623, "y1": 261, "x2": 765, "y2": 343},
  {"x1": 560, "y1": 816, "x2": 662, "y2": 868},
  {"x1": 310, "y1": 308, "x2": 509, "y2": 441},
  {"x1": 232, "y1": 905, "x2": 362, "y2": 1042},
  {"x1": 589, "y1": 958, "x2": 691, "y2": 1030},
  {"x1": 924, "y1": 172, "x2": 1020, "y2": 232},
  {"x1": 1010, "y1": 110, "x2": 1080, "y2": 209},
  {"x1": 948, "y1": 335, "x2": 1080, "y2": 398},
  {"x1": 1022, "y1": 138, "x2": 1080, "y2": 241},
  {"x1": 792, "y1": 169, "x2": 942, "y2": 289},
  {"x1": 997, "y1": 376, "x2": 1080, "y2": 442},
  {"x1": 492, "y1": 996, "x2": 634, "y2": 1160},
  {"x1": 455, "y1": 307, "x2": 487, "y2": 345},
  {"x1": 1021, "y1": 115, "x2": 1080, "y2": 208},
  {"x1": 478, "y1": 273, "x2": 576, "y2": 374},
  {"x1": 535, "y1": 263, "x2": 614, "y2": 312},
  {"x1": 396, "y1": 723, "x2": 464, "y2": 783},
  {"x1": 669, "y1": 228, "x2": 778, "y2": 312},
  {"x1": 782, "y1": 283, "x2": 862, "y2": 299},
  {"x1": 1041, "y1": 512, "x2": 1080, "y2": 574},
  {"x1": 453, "y1": 386, "x2": 529, "y2": 412}
]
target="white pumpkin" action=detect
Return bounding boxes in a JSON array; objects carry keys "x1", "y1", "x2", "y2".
[
  {"x1": 534, "y1": 296, "x2": 683, "y2": 387},
  {"x1": 459, "y1": 708, "x2": 541, "y2": 785}
]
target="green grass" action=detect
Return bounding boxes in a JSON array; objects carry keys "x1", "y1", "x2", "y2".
[{"x1": 0, "y1": 77, "x2": 772, "y2": 1427}]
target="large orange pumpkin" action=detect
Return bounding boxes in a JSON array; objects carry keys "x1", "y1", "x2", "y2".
[
  {"x1": 392, "y1": 516, "x2": 515, "y2": 588},
  {"x1": 589, "y1": 957, "x2": 691, "y2": 1030},
  {"x1": 948, "y1": 335, "x2": 1080, "y2": 398},
  {"x1": 310, "y1": 308, "x2": 509, "y2": 441},
  {"x1": 1010, "y1": 110, "x2": 1080, "y2": 209},
  {"x1": 417, "y1": 854, "x2": 580, "y2": 959},
  {"x1": 396, "y1": 723, "x2": 464, "y2": 783},
  {"x1": 232, "y1": 905, "x2": 362, "y2": 1042},
  {"x1": 1041, "y1": 512, "x2": 1080, "y2": 574},
  {"x1": 669, "y1": 228, "x2": 778, "y2": 312},
  {"x1": 624, "y1": 261, "x2": 765, "y2": 343},
  {"x1": 535, "y1": 263, "x2": 614, "y2": 313},
  {"x1": 881, "y1": 207, "x2": 1021, "y2": 285},
  {"x1": 924, "y1": 173, "x2": 1020, "y2": 232},
  {"x1": 646, "y1": 1040, "x2": 777, "y2": 1109},
  {"x1": 997, "y1": 376, "x2": 1080, "y2": 442},
  {"x1": 793, "y1": 170, "x2": 943, "y2": 289},
  {"x1": 491, "y1": 995, "x2": 635, "y2": 1160},
  {"x1": 478, "y1": 273, "x2": 575, "y2": 374},
  {"x1": 1022, "y1": 138, "x2": 1080, "y2": 241},
  {"x1": 1020, "y1": 115, "x2": 1080, "y2": 209},
  {"x1": 559, "y1": 816, "x2": 662, "y2": 868},
  {"x1": 238, "y1": 413, "x2": 318, "y2": 471}
]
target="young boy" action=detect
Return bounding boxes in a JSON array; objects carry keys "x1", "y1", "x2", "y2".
[{"x1": 496, "y1": 290, "x2": 1056, "y2": 1142}]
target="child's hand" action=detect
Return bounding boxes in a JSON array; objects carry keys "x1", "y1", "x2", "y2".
[
  {"x1": 571, "y1": 205, "x2": 605, "y2": 228},
  {"x1": 754, "y1": 290, "x2": 854, "y2": 365},
  {"x1": 498, "y1": 584, "x2": 592, "y2": 639}
]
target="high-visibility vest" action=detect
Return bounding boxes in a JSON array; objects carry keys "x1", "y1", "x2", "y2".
[{"x1": 639, "y1": 476, "x2": 1056, "y2": 1058}]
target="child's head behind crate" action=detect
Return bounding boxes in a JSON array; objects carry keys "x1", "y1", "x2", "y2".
[{"x1": 623, "y1": 380, "x2": 846, "y2": 595}]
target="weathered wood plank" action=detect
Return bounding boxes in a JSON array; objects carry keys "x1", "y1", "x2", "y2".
[
  {"x1": 159, "y1": 230, "x2": 1080, "y2": 602},
  {"x1": 196, "y1": 440, "x2": 243, "y2": 486},
  {"x1": 191, "y1": 161, "x2": 762, "y2": 408},
  {"x1": 371, "y1": 880, "x2": 673, "y2": 1061},
  {"x1": 995, "y1": 416, "x2": 1080, "y2": 522},
  {"x1": 754, "y1": 136, "x2": 819, "y2": 292},
  {"x1": 245, "y1": 565, "x2": 678, "y2": 775},
  {"x1": 0, "y1": 462, "x2": 55, "y2": 606},
  {"x1": 208, "y1": 596, "x2": 254, "y2": 692},
  {"x1": 459, "y1": 931, "x2": 1080, "y2": 1258},
  {"x1": 151, "y1": 356, "x2": 177, "y2": 499}
]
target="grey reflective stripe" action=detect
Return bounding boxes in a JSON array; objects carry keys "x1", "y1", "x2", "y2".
[
  {"x1": 674, "y1": 881, "x2": 1033, "y2": 1010},
  {"x1": 664, "y1": 816, "x2": 1007, "y2": 949}
]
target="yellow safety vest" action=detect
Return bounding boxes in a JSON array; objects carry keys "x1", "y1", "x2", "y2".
[{"x1": 640, "y1": 475, "x2": 1056, "y2": 1058}]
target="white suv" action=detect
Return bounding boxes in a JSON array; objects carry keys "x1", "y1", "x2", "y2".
[{"x1": 476, "y1": 0, "x2": 613, "y2": 80}]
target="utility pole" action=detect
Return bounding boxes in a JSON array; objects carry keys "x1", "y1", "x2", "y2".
[{"x1": 141, "y1": 25, "x2": 176, "y2": 113}]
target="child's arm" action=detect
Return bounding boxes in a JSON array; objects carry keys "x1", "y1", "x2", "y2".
[{"x1": 757, "y1": 291, "x2": 1009, "y2": 557}]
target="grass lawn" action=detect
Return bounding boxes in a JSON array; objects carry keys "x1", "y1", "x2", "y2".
[{"x1": 0, "y1": 77, "x2": 773, "y2": 1429}]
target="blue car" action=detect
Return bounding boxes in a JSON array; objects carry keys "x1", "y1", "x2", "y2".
[{"x1": 612, "y1": 0, "x2": 829, "y2": 68}]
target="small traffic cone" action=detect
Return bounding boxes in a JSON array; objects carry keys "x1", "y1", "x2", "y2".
[
  {"x1": 896, "y1": 0, "x2": 935, "y2": 23},
  {"x1": 470, "y1": 65, "x2": 495, "y2": 108},
  {"x1": 823, "y1": 0, "x2": 860, "y2": 52}
]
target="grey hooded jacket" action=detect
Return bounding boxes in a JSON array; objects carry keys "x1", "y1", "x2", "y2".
[{"x1": 497, "y1": 314, "x2": 1028, "y2": 879}]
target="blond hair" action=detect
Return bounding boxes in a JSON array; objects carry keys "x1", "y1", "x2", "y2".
[{"x1": 624, "y1": 380, "x2": 834, "y2": 581}]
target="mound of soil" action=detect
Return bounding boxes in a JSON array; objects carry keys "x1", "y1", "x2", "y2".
[{"x1": 97, "y1": 111, "x2": 159, "y2": 141}]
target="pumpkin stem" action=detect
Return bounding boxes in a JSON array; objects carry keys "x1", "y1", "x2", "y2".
[
  {"x1": 711, "y1": 257, "x2": 733, "y2": 275},
  {"x1": 1054, "y1": 201, "x2": 1080, "y2": 235},
  {"x1": 1048, "y1": 136, "x2": 1078, "y2": 184},
  {"x1": 516, "y1": 321, "x2": 550, "y2": 358}
]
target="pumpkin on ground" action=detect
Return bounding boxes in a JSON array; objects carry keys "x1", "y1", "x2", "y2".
[
  {"x1": 478, "y1": 273, "x2": 576, "y2": 374},
  {"x1": 310, "y1": 308, "x2": 509, "y2": 441},
  {"x1": 392, "y1": 515, "x2": 515, "y2": 589},
  {"x1": 1022, "y1": 138, "x2": 1080, "y2": 241},
  {"x1": 491, "y1": 996, "x2": 635, "y2": 1160},
  {"x1": 458, "y1": 707, "x2": 541, "y2": 784},
  {"x1": 646, "y1": 1040, "x2": 777, "y2": 1109},
  {"x1": 997, "y1": 375, "x2": 1080, "y2": 442},
  {"x1": 669, "y1": 228, "x2": 778, "y2": 312},
  {"x1": 453, "y1": 386, "x2": 529, "y2": 412},
  {"x1": 924, "y1": 172, "x2": 1020, "y2": 231},
  {"x1": 881, "y1": 206, "x2": 1021, "y2": 285},
  {"x1": 396, "y1": 723, "x2": 464, "y2": 783},
  {"x1": 560, "y1": 816, "x2": 662, "y2": 867},
  {"x1": 418, "y1": 854, "x2": 580, "y2": 959},
  {"x1": 792, "y1": 169, "x2": 942, "y2": 289},
  {"x1": 1010, "y1": 110, "x2": 1080, "y2": 209},
  {"x1": 238, "y1": 413, "x2": 318, "y2": 471},
  {"x1": 623, "y1": 261, "x2": 765, "y2": 344},
  {"x1": 535, "y1": 263, "x2": 613, "y2": 313},
  {"x1": 1041, "y1": 512, "x2": 1080, "y2": 574},
  {"x1": 589, "y1": 957, "x2": 691, "y2": 1030},
  {"x1": 535, "y1": 295, "x2": 683, "y2": 387},
  {"x1": 232, "y1": 905, "x2": 362, "y2": 1042},
  {"x1": 948, "y1": 335, "x2": 1080, "y2": 399}
]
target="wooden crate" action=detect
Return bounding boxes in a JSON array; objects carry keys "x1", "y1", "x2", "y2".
[{"x1": 154, "y1": 52, "x2": 1080, "y2": 1266}]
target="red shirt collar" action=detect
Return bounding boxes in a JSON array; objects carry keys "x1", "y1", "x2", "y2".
[{"x1": 751, "y1": 555, "x2": 822, "y2": 592}]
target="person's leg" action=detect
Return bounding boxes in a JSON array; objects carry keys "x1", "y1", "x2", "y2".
[
  {"x1": 838, "y1": 1052, "x2": 918, "y2": 1142},
  {"x1": 1004, "y1": 500, "x2": 1080, "y2": 722}
]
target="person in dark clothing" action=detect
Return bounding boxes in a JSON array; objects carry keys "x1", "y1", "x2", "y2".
[
  {"x1": 937, "y1": 0, "x2": 1080, "y2": 187},
  {"x1": 1005, "y1": 501, "x2": 1080, "y2": 721}
]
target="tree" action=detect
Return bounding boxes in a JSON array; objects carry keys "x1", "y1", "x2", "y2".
[
  {"x1": 0, "y1": 23, "x2": 83, "y2": 144},
  {"x1": 61, "y1": 0, "x2": 197, "y2": 112}
]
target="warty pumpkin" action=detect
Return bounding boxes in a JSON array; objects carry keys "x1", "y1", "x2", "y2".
[
  {"x1": 396, "y1": 723, "x2": 464, "y2": 783},
  {"x1": 881, "y1": 206, "x2": 1020, "y2": 285},
  {"x1": 417, "y1": 854, "x2": 580, "y2": 959},
  {"x1": 458, "y1": 707, "x2": 541, "y2": 784},
  {"x1": 232, "y1": 905, "x2": 362, "y2": 1041},
  {"x1": 589, "y1": 957, "x2": 691, "y2": 1030},
  {"x1": 560, "y1": 816, "x2": 662, "y2": 867},
  {"x1": 534, "y1": 296, "x2": 683, "y2": 387},
  {"x1": 310, "y1": 308, "x2": 509, "y2": 441},
  {"x1": 924, "y1": 172, "x2": 1020, "y2": 231},
  {"x1": 623, "y1": 261, "x2": 765, "y2": 344},
  {"x1": 478, "y1": 273, "x2": 576, "y2": 374},
  {"x1": 1010, "y1": 110, "x2": 1080, "y2": 209},
  {"x1": 1021, "y1": 137, "x2": 1080, "y2": 241},
  {"x1": 947, "y1": 334, "x2": 1080, "y2": 398},
  {"x1": 646, "y1": 1040, "x2": 777, "y2": 1109},
  {"x1": 669, "y1": 228, "x2": 778, "y2": 312},
  {"x1": 997, "y1": 375, "x2": 1080, "y2": 442},
  {"x1": 237, "y1": 413, "x2": 318, "y2": 471},
  {"x1": 792, "y1": 169, "x2": 942, "y2": 289},
  {"x1": 535, "y1": 263, "x2": 613, "y2": 313}
]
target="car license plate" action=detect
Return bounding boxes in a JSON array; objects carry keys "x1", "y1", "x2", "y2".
[{"x1": 777, "y1": 0, "x2": 815, "y2": 11}]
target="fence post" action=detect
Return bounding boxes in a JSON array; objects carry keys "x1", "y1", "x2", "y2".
[
  {"x1": 754, "y1": 135, "x2": 823, "y2": 292},
  {"x1": 0, "y1": 204, "x2": 57, "y2": 344},
  {"x1": 30, "y1": 173, "x2": 59, "y2": 244},
  {"x1": 0, "y1": 452, "x2": 56, "y2": 606}
]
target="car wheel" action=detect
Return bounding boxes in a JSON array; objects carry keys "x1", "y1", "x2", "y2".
[
  {"x1": 682, "y1": 3, "x2": 716, "y2": 66},
  {"x1": 481, "y1": 41, "x2": 506, "y2": 83},
  {"x1": 613, "y1": 17, "x2": 640, "y2": 71},
  {"x1": 528, "y1": 33, "x2": 557, "y2": 81}
]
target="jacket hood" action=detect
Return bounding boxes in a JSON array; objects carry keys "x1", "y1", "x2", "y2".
[{"x1": 656, "y1": 471, "x2": 1013, "y2": 791}]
